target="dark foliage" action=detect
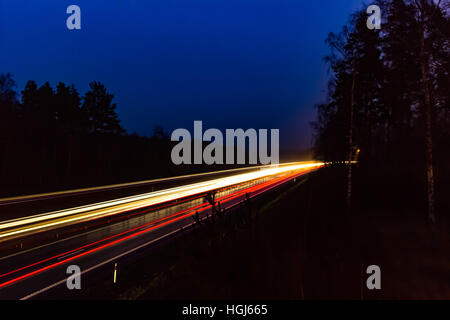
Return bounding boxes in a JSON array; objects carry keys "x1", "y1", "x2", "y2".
[
  {"x1": 312, "y1": 0, "x2": 450, "y2": 217},
  {"x1": 0, "y1": 77, "x2": 178, "y2": 196}
]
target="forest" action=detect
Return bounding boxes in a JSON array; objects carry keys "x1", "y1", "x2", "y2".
[
  {"x1": 312, "y1": 0, "x2": 450, "y2": 224},
  {"x1": 0, "y1": 77, "x2": 179, "y2": 197}
]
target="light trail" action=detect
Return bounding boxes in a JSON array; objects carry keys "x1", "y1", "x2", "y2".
[
  {"x1": 0, "y1": 162, "x2": 303, "y2": 206},
  {"x1": 0, "y1": 161, "x2": 323, "y2": 241},
  {"x1": 0, "y1": 171, "x2": 296, "y2": 280},
  {"x1": 0, "y1": 169, "x2": 305, "y2": 289}
]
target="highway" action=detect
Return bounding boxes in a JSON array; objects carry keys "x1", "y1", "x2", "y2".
[{"x1": 0, "y1": 161, "x2": 323, "y2": 299}]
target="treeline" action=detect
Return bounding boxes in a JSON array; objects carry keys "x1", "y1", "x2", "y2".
[
  {"x1": 312, "y1": 0, "x2": 449, "y2": 220},
  {"x1": 0, "y1": 76, "x2": 179, "y2": 197}
]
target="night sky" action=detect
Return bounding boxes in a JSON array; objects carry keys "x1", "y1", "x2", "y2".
[{"x1": 0, "y1": 0, "x2": 365, "y2": 150}]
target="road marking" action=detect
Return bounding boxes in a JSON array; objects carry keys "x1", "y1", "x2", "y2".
[
  {"x1": 20, "y1": 193, "x2": 250, "y2": 299},
  {"x1": 17, "y1": 169, "x2": 315, "y2": 299},
  {"x1": 20, "y1": 225, "x2": 187, "y2": 300},
  {"x1": 57, "y1": 249, "x2": 84, "y2": 260}
]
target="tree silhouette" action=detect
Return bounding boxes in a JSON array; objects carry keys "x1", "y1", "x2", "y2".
[
  {"x1": 55, "y1": 83, "x2": 85, "y2": 132},
  {"x1": 411, "y1": 0, "x2": 446, "y2": 226},
  {"x1": 81, "y1": 81, "x2": 124, "y2": 135},
  {"x1": 0, "y1": 73, "x2": 19, "y2": 184},
  {"x1": 0, "y1": 73, "x2": 18, "y2": 106},
  {"x1": 313, "y1": 0, "x2": 450, "y2": 223},
  {"x1": 313, "y1": 9, "x2": 385, "y2": 210},
  {"x1": 21, "y1": 80, "x2": 39, "y2": 115},
  {"x1": 0, "y1": 76, "x2": 183, "y2": 196}
]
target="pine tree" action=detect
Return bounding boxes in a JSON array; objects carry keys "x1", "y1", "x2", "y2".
[{"x1": 81, "y1": 81, "x2": 124, "y2": 135}]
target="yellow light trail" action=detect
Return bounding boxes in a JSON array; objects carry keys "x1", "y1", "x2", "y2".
[
  {"x1": 0, "y1": 161, "x2": 323, "y2": 241},
  {"x1": 0, "y1": 162, "x2": 302, "y2": 205}
]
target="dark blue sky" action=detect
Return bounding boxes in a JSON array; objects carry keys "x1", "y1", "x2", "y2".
[{"x1": 0, "y1": 0, "x2": 365, "y2": 150}]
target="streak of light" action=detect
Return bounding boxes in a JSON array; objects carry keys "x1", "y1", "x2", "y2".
[
  {"x1": 0, "y1": 162, "x2": 323, "y2": 241},
  {"x1": 0, "y1": 170, "x2": 303, "y2": 289},
  {"x1": 0, "y1": 162, "x2": 302, "y2": 205},
  {"x1": 0, "y1": 171, "x2": 293, "y2": 279}
]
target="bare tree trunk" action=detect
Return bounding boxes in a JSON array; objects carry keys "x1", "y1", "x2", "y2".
[
  {"x1": 346, "y1": 74, "x2": 356, "y2": 212},
  {"x1": 419, "y1": 21, "x2": 436, "y2": 225}
]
